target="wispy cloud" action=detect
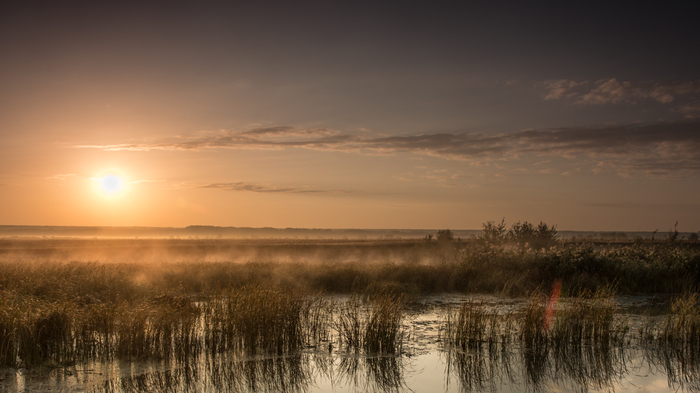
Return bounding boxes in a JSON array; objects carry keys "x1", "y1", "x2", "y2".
[
  {"x1": 76, "y1": 121, "x2": 700, "y2": 178},
  {"x1": 240, "y1": 126, "x2": 340, "y2": 139},
  {"x1": 46, "y1": 173, "x2": 77, "y2": 180},
  {"x1": 186, "y1": 182, "x2": 352, "y2": 194},
  {"x1": 680, "y1": 102, "x2": 700, "y2": 118},
  {"x1": 75, "y1": 126, "x2": 350, "y2": 152},
  {"x1": 543, "y1": 79, "x2": 588, "y2": 100},
  {"x1": 542, "y1": 78, "x2": 700, "y2": 105}
]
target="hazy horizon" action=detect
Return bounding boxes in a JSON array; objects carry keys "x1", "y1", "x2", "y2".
[
  {"x1": 0, "y1": 224, "x2": 692, "y2": 242},
  {"x1": 2, "y1": 2, "x2": 699, "y2": 232}
]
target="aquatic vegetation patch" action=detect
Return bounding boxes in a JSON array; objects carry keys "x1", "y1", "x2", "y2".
[{"x1": 336, "y1": 294, "x2": 406, "y2": 355}]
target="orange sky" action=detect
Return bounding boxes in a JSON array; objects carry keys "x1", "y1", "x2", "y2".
[{"x1": 1, "y1": 3, "x2": 699, "y2": 232}]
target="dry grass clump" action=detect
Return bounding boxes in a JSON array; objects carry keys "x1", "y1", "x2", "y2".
[
  {"x1": 442, "y1": 287, "x2": 629, "y2": 391},
  {"x1": 549, "y1": 286, "x2": 627, "y2": 347},
  {"x1": 0, "y1": 281, "x2": 330, "y2": 368},
  {"x1": 364, "y1": 295, "x2": 405, "y2": 354},
  {"x1": 520, "y1": 292, "x2": 549, "y2": 351},
  {"x1": 441, "y1": 299, "x2": 518, "y2": 392},
  {"x1": 519, "y1": 286, "x2": 627, "y2": 354},
  {"x1": 0, "y1": 291, "x2": 203, "y2": 367},
  {"x1": 442, "y1": 299, "x2": 514, "y2": 352},
  {"x1": 640, "y1": 293, "x2": 700, "y2": 345},
  {"x1": 336, "y1": 294, "x2": 406, "y2": 354},
  {"x1": 202, "y1": 286, "x2": 325, "y2": 355},
  {"x1": 114, "y1": 298, "x2": 202, "y2": 361},
  {"x1": 659, "y1": 293, "x2": 700, "y2": 345},
  {"x1": 0, "y1": 292, "x2": 75, "y2": 367},
  {"x1": 636, "y1": 293, "x2": 700, "y2": 392}
]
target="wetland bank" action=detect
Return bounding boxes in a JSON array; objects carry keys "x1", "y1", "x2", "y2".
[{"x1": 1, "y1": 230, "x2": 700, "y2": 392}]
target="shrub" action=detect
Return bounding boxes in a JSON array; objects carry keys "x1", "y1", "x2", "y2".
[
  {"x1": 508, "y1": 221, "x2": 558, "y2": 249},
  {"x1": 436, "y1": 229, "x2": 455, "y2": 244},
  {"x1": 478, "y1": 219, "x2": 507, "y2": 245}
]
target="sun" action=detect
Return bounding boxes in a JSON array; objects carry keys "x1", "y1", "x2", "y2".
[
  {"x1": 92, "y1": 171, "x2": 130, "y2": 197},
  {"x1": 101, "y1": 175, "x2": 123, "y2": 193}
]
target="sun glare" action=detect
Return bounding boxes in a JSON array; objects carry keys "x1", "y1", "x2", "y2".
[
  {"x1": 101, "y1": 175, "x2": 123, "y2": 193},
  {"x1": 92, "y1": 172, "x2": 129, "y2": 197}
]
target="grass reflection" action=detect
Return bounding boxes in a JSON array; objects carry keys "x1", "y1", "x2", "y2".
[
  {"x1": 443, "y1": 289, "x2": 632, "y2": 392},
  {"x1": 95, "y1": 350, "x2": 409, "y2": 393}
]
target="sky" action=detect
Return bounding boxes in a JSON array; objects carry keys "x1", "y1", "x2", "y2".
[{"x1": 1, "y1": 1, "x2": 699, "y2": 231}]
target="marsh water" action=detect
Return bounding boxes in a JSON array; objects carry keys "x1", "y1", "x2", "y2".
[{"x1": 1, "y1": 294, "x2": 695, "y2": 393}]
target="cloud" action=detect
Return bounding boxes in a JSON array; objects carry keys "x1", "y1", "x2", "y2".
[
  {"x1": 75, "y1": 127, "x2": 352, "y2": 152},
  {"x1": 542, "y1": 78, "x2": 700, "y2": 105},
  {"x1": 46, "y1": 174, "x2": 76, "y2": 180},
  {"x1": 76, "y1": 121, "x2": 700, "y2": 178},
  {"x1": 680, "y1": 102, "x2": 700, "y2": 118},
  {"x1": 543, "y1": 79, "x2": 588, "y2": 100},
  {"x1": 187, "y1": 182, "x2": 352, "y2": 194},
  {"x1": 241, "y1": 126, "x2": 340, "y2": 139}
]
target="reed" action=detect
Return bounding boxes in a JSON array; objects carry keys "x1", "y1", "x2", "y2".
[
  {"x1": 1, "y1": 240, "x2": 699, "y2": 304},
  {"x1": 202, "y1": 286, "x2": 323, "y2": 355},
  {"x1": 660, "y1": 292, "x2": 700, "y2": 346},
  {"x1": 0, "y1": 292, "x2": 78, "y2": 367},
  {"x1": 521, "y1": 291, "x2": 549, "y2": 351},
  {"x1": 336, "y1": 294, "x2": 406, "y2": 354},
  {"x1": 363, "y1": 295, "x2": 405, "y2": 354},
  {"x1": 443, "y1": 288, "x2": 627, "y2": 369},
  {"x1": 443, "y1": 289, "x2": 629, "y2": 391},
  {"x1": 2, "y1": 237, "x2": 700, "y2": 370},
  {"x1": 442, "y1": 299, "x2": 514, "y2": 352},
  {"x1": 549, "y1": 286, "x2": 627, "y2": 347},
  {"x1": 640, "y1": 292, "x2": 700, "y2": 391}
]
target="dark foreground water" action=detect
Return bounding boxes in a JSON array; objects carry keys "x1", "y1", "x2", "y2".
[{"x1": 1, "y1": 295, "x2": 696, "y2": 393}]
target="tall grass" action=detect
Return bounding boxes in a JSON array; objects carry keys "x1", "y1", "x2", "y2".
[
  {"x1": 0, "y1": 285, "x2": 327, "y2": 367},
  {"x1": 363, "y1": 295, "x2": 405, "y2": 354},
  {"x1": 442, "y1": 299, "x2": 514, "y2": 351},
  {"x1": 517, "y1": 286, "x2": 627, "y2": 350},
  {"x1": 640, "y1": 292, "x2": 700, "y2": 391},
  {"x1": 443, "y1": 288, "x2": 629, "y2": 391},
  {"x1": 2, "y1": 238, "x2": 700, "y2": 370},
  {"x1": 2, "y1": 239, "x2": 699, "y2": 300},
  {"x1": 441, "y1": 299, "x2": 517, "y2": 392},
  {"x1": 336, "y1": 294, "x2": 406, "y2": 355},
  {"x1": 202, "y1": 286, "x2": 318, "y2": 355}
]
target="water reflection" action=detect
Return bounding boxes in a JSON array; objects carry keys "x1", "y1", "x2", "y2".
[
  {"x1": 5, "y1": 338, "x2": 700, "y2": 393},
  {"x1": 98, "y1": 354, "x2": 311, "y2": 393},
  {"x1": 444, "y1": 345, "x2": 518, "y2": 392},
  {"x1": 523, "y1": 344, "x2": 628, "y2": 392},
  {"x1": 442, "y1": 340, "x2": 700, "y2": 393},
  {"x1": 335, "y1": 355, "x2": 406, "y2": 393},
  {"x1": 5, "y1": 296, "x2": 700, "y2": 392},
  {"x1": 645, "y1": 342, "x2": 700, "y2": 392},
  {"x1": 94, "y1": 351, "x2": 407, "y2": 393}
]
